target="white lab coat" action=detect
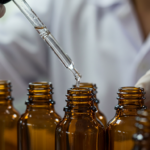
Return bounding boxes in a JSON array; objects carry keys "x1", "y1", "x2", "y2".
[{"x1": 0, "y1": 0, "x2": 150, "y2": 121}]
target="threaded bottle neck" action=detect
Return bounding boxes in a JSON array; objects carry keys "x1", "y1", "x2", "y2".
[
  {"x1": 27, "y1": 82, "x2": 54, "y2": 104},
  {"x1": 117, "y1": 87, "x2": 145, "y2": 107},
  {"x1": 64, "y1": 87, "x2": 96, "y2": 113},
  {"x1": 73, "y1": 82, "x2": 99, "y2": 103},
  {"x1": 0, "y1": 80, "x2": 13, "y2": 101}
]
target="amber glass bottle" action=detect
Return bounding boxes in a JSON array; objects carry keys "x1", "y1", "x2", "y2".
[
  {"x1": 18, "y1": 82, "x2": 61, "y2": 150},
  {"x1": 132, "y1": 110, "x2": 150, "y2": 150},
  {"x1": 0, "y1": 80, "x2": 20, "y2": 150},
  {"x1": 107, "y1": 87, "x2": 146, "y2": 150},
  {"x1": 55, "y1": 87, "x2": 105, "y2": 150},
  {"x1": 73, "y1": 83, "x2": 107, "y2": 127}
]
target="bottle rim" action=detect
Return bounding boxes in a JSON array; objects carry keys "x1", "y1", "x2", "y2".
[{"x1": 118, "y1": 87, "x2": 145, "y2": 93}]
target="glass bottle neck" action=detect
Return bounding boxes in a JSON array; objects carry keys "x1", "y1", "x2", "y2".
[
  {"x1": 26, "y1": 82, "x2": 56, "y2": 112},
  {"x1": 26, "y1": 102, "x2": 55, "y2": 111},
  {"x1": 64, "y1": 87, "x2": 96, "y2": 118},
  {"x1": 115, "y1": 87, "x2": 145, "y2": 116},
  {"x1": 0, "y1": 80, "x2": 12, "y2": 101},
  {"x1": 65, "y1": 95, "x2": 96, "y2": 114}
]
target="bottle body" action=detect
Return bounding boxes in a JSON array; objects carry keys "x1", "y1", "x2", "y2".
[
  {"x1": 56, "y1": 113, "x2": 105, "y2": 150},
  {"x1": 107, "y1": 112, "x2": 139, "y2": 149},
  {"x1": 0, "y1": 80, "x2": 20, "y2": 150},
  {"x1": 107, "y1": 87, "x2": 146, "y2": 150},
  {"x1": 18, "y1": 82, "x2": 61, "y2": 150},
  {"x1": 55, "y1": 87, "x2": 105, "y2": 150}
]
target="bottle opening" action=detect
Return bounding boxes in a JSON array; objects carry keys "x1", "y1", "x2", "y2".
[
  {"x1": 118, "y1": 87, "x2": 145, "y2": 93},
  {"x1": 67, "y1": 87, "x2": 93, "y2": 98},
  {"x1": 73, "y1": 83, "x2": 97, "y2": 91},
  {"x1": 29, "y1": 81, "x2": 52, "y2": 89}
]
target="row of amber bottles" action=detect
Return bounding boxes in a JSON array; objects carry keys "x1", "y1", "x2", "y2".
[
  {"x1": 0, "y1": 80, "x2": 107, "y2": 150},
  {"x1": 0, "y1": 80, "x2": 149, "y2": 150}
]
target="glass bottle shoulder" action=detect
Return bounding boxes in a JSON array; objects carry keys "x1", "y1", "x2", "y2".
[
  {"x1": 56, "y1": 114, "x2": 105, "y2": 134},
  {"x1": 0, "y1": 105, "x2": 20, "y2": 120},
  {"x1": 19, "y1": 108, "x2": 61, "y2": 126},
  {"x1": 96, "y1": 111, "x2": 107, "y2": 126},
  {"x1": 107, "y1": 115, "x2": 138, "y2": 132},
  {"x1": 50, "y1": 110, "x2": 62, "y2": 122}
]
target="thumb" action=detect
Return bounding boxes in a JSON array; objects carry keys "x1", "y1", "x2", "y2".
[{"x1": 0, "y1": 4, "x2": 6, "y2": 18}]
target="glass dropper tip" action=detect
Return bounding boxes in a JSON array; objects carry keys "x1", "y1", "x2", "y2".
[{"x1": 71, "y1": 68, "x2": 82, "y2": 87}]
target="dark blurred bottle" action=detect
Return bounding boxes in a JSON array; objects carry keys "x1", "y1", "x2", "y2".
[
  {"x1": 0, "y1": 80, "x2": 20, "y2": 150},
  {"x1": 132, "y1": 110, "x2": 150, "y2": 150},
  {"x1": 107, "y1": 87, "x2": 146, "y2": 150},
  {"x1": 55, "y1": 87, "x2": 105, "y2": 150},
  {"x1": 73, "y1": 83, "x2": 107, "y2": 127},
  {"x1": 0, "y1": 0, "x2": 11, "y2": 4},
  {"x1": 18, "y1": 82, "x2": 61, "y2": 150}
]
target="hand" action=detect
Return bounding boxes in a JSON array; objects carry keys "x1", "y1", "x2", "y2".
[
  {"x1": 135, "y1": 70, "x2": 150, "y2": 108},
  {"x1": 0, "y1": 4, "x2": 6, "y2": 18}
]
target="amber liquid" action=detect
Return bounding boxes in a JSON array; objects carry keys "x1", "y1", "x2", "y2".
[{"x1": 35, "y1": 26, "x2": 44, "y2": 29}]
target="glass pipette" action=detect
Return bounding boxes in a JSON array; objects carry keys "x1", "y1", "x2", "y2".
[{"x1": 1, "y1": 0, "x2": 82, "y2": 86}]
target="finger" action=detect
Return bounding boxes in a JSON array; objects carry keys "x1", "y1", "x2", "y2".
[
  {"x1": 0, "y1": 4, "x2": 6, "y2": 18},
  {"x1": 135, "y1": 70, "x2": 150, "y2": 103},
  {"x1": 135, "y1": 70, "x2": 150, "y2": 88}
]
